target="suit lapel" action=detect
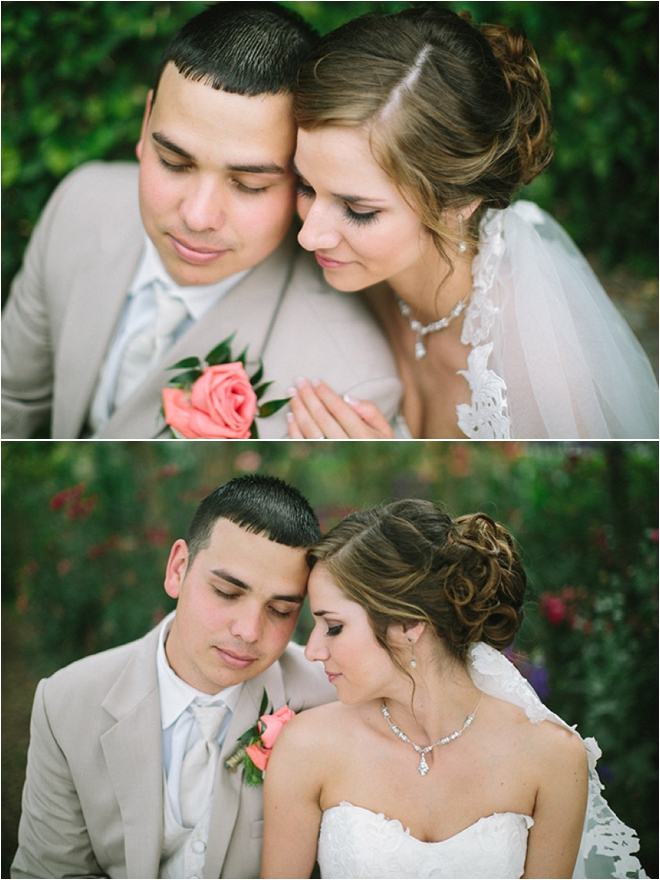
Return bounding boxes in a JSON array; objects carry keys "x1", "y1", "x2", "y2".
[
  {"x1": 52, "y1": 217, "x2": 144, "y2": 437},
  {"x1": 203, "y1": 665, "x2": 286, "y2": 879},
  {"x1": 99, "y1": 231, "x2": 296, "y2": 438},
  {"x1": 100, "y1": 625, "x2": 164, "y2": 880}
]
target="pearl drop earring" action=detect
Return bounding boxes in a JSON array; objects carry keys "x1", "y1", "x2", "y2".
[{"x1": 409, "y1": 638, "x2": 417, "y2": 669}]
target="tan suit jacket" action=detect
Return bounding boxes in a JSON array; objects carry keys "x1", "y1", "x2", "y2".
[
  {"x1": 11, "y1": 618, "x2": 335, "y2": 879},
  {"x1": 2, "y1": 162, "x2": 401, "y2": 438}
]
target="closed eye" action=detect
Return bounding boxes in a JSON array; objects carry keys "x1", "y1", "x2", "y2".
[
  {"x1": 343, "y1": 205, "x2": 379, "y2": 226},
  {"x1": 233, "y1": 180, "x2": 268, "y2": 195},
  {"x1": 297, "y1": 181, "x2": 315, "y2": 199},
  {"x1": 158, "y1": 156, "x2": 190, "y2": 173}
]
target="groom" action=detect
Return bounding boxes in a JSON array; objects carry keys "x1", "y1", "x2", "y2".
[
  {"x1": 11, "y1": 474, "x2": 336, "y2": 879},
  {"x1": 1, "y1": 2, "x2": 399, "y2": 439}
]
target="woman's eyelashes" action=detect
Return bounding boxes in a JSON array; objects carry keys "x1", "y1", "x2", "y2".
[
  {"x1": 326, "y1": 623, "x2": 343, "y2": 637},
  {"x1": 296, "y1": 181, "x2": 379, "y2": 226},
  {"x1": 344, "y1": 205, "x2": 379, "y2": 226},
  {"x1": 296, "y1": 181, "x2": 315, "y2": 199}
]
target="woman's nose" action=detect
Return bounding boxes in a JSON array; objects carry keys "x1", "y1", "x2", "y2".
[
  {"x1": 297, "y1": 201, "x2": 341, "y2": 252},
  {"x1": 305, "y1": 626, "x2": 328, "y2": 662}
]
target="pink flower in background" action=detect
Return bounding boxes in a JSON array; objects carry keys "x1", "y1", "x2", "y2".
[{"x1": 540, "y1": 592, "x2": 568, "y2": 626}]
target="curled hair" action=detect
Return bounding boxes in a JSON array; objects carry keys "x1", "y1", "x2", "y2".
[
  {"x1": 294, "y1": 7, "x2": 553, "y2": 257},
  {"x1": 308, "y1": 499, "x2": 525, "y2": 664}
]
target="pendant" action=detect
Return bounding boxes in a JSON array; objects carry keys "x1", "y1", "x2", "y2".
[
  {"x1": 417, "y1": 753, "x2": 429, "y2": 776},
  {"x1": 414, "y1": 339, "x2": 427, "y2": 360}
]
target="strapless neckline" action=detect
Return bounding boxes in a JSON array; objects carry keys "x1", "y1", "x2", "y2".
[
  {"x1": 318, "y1": 802, "x2": 534, "y2": 878},
  {"x1": 325, "y1": 802, "x2": 533, "y2": 846}
]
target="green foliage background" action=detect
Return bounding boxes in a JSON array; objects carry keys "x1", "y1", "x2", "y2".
[
  {"x1": 2, "y1": 1, "x2": 658, "y2": 306},
  {"x1": 2, "y1": 440, "x2": 658, "y2": 876}
]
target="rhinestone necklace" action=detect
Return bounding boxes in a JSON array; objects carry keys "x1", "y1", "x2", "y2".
[
  {"x1": 397, "y1": 296, "x2": 469, "y2": 360},
  {"x1": 381, "y1": 692, "x2": 484, "y2": 776}
]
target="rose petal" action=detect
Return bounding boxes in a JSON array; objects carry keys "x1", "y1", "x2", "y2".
[
  {"x1": 259, "y1": 707, "x2": 296, "y2": 750},
  {"x1": 162, "y1": 388, "x2": 203, "y2": 438},
  {"x1": 190, "y1": 364, "x2": 257, "y2": 438},
  {"x1": 245, "y1": 743, "x2": 269, "y2": 772}
]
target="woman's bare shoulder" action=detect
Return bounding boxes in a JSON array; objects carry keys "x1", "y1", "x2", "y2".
[
  {"x1": 275, "y1": 700, "x2": 361, "y2": 751},
  {"x1": 484, "y1": 695, "x2": 587, "y2": 765}
]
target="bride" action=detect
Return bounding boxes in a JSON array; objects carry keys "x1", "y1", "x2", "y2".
[
  {"x1": 260, "y1": 500, "x2": 646, "y2": 879},
  {"x1": 286, "y1": 7, "x2": 658, "y2": 439}
]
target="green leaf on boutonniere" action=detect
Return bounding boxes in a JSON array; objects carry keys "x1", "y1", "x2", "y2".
[
  {"x1": 250, "y1": 361, "x2": 265, "y2": 387},
  {"x1": 236, "y1": 346, "x2": 249, "y2": 367},
  {"x1": 167, "y1": 356, "x2": 202, "y2": 371},
  {"x1": 168, "y1": 368, "x2": 204, "y2": 387},
  {"x1": 258, "y1": 398, "x2": 291, "y2": 418},
  {"x1": 253, "y1": 380, "x2": 273, "y2": 401},
  {"x1": 205, "y1": 333, "x2": 236, "y2": 366}
]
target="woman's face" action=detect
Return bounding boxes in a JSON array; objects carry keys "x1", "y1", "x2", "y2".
[
  {"x1": 305, "y1": 563, "x2": 397, "y2": 704},
  {"x1": 295, "y1": 126, "x2": 438, "y2": 294}
]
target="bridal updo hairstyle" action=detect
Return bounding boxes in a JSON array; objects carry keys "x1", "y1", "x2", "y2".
[
  {"x1": 294, "y1": 6, "x2": 553, "y2": 256},
  {"x1": 308, "y1": 500, "x2": 526, "y2": 666}
]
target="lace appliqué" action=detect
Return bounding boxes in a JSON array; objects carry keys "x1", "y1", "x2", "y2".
[
  {"x1": 457, "y1": 343, "x2": 510, "y2": 439},
  {"x1": 457, "y1": 210, "x2": 512, "y2": 439}
]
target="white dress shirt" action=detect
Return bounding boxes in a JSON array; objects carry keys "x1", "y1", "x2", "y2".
[
  {"x1": 156, "y1": 611, "x2": 243, "y2": 826},
  {"x1": 88, "y1": 236, "x2": 250, "y2": 435}
]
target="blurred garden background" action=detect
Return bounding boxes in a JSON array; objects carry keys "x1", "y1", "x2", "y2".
[
  {"x1": 1, "y1": 439, "x2": 658, "y2": 876},
  {"x1": 1, "y1": 1, "x2": 658, "y2": 372}
]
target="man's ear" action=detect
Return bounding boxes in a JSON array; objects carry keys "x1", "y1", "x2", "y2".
[
  {"x1": 164, "y1": 539, "x2": 188, "y2": 600},
  {"x1": 136, "y1": 89, "x2": 154, "y2": 161}
]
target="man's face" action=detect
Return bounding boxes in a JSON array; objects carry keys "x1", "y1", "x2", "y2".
[
  {"x1": 164, "y1": 518, "x2": 309, "y2": 693},
  {"x1": 136, "y1": 63, "x2": 297, "y2": 286}
]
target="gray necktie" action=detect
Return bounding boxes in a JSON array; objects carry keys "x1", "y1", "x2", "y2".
[
  {"x1": 179, "y1": 704, "x2": 229, "y2": 828},
  {"x1": 113, "y1": 285, "x2": 189, "y2": 410}
]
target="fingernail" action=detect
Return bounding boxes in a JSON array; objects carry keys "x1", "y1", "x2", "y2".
[
  {"x1": 344, "y1": 394, "x2": 359, "y2": 406},
  {"x1": 286, "y1": 412, "x2": 294, "y2": 422},
  {"x1": 287, "y1": 387, "x2": 297, "y2": 397},
  {"x1": 311, "y1": 379, "x2": 321, "y2": 388},
  {"x1": 296, "y1": 377, "x2": 307, "y2": 389}
]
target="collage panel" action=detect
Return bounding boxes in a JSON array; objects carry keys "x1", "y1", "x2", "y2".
[{"x1": 1, "y1": 438, "x2": 656, "y2": 878}]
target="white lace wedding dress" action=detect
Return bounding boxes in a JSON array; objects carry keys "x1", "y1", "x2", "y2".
[
  {"x1": 317, "y1": 643, "x2": 647, "y2": 879},
  {"x1": 394, "y1": 201, "x2": 658, "y2": 439}
]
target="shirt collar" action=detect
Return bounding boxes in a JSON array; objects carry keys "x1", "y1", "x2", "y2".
[
  {"x1": 133, "y1": 235, "x2": 251, "y2": 320},
  {"x1": 156, "y1": 610, "x2": 243, "y2": 730}
]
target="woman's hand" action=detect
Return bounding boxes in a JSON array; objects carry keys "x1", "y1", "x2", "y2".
[{"x1": 287, "y1": 378, "x2": 394, "y2": 439}]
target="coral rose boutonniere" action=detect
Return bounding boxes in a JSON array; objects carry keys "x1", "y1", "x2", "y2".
[
  {"x1": 224, "y1": 689, "x2": 296, "y2": 786},
  {"x1": 162, "y1": 335, "x2": 290, "y2": 439}
]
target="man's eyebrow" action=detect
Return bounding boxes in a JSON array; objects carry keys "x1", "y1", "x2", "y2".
[
  {"x1": 210, "y1": 569, "x2": 304, "y2": 604},
  {"x1": 227, "y1": 162, "x2": 288, "y2": 175},
  {"x1": 152, "y1": 134, "x2": 286, "y2": 176},
  {"x1": 152, "y1": 131, "x2": 194, "y2": 160}
]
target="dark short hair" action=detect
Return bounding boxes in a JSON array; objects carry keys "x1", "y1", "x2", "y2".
[
  {"x1": 185, "y1": 474, "x2": 320, "y2": 565},
  {"x1": 152, "y1": 1, "x2": 318, "y2": 103}
]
